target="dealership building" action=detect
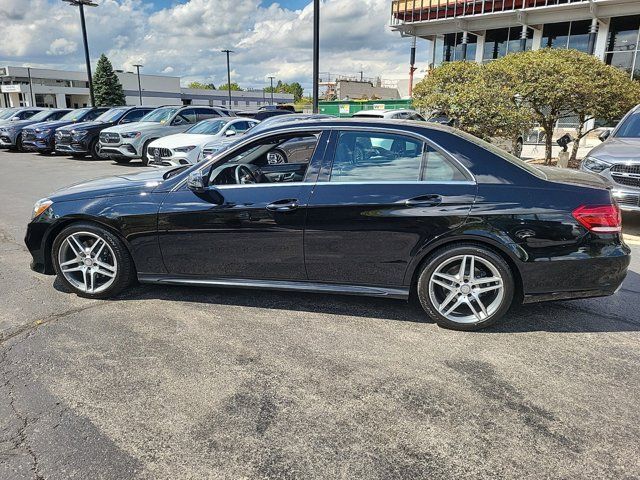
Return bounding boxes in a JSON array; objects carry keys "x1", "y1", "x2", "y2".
[
  {"x1": 391, "y1": 0, "x2": 640, "y2": 77},
  {"x1": 0, "y1": 66, "x2": 293, "y2": 109}
]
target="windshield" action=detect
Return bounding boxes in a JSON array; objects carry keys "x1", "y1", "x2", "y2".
[
  {"x1": 96, "y1": 108, "x2": 128, "y2": 123},
  {"x1": 614, "y1": 111, "x2": 640, "y2": 138},
  {"x1": 140, "y1": 107, "x2": 178, "y2": 123},
  {"x1": 186, "y1": 120, "x2": 227, "y2": 135},
  {"x1": 25, "y1": 110, "x2": 53, "y2": 121},
  {"x1": 0, "y1": 109, "x2": 17, "y2": 120},
  {"x1": 60, "y1": 108, "x2": 91, "y2": 122}
]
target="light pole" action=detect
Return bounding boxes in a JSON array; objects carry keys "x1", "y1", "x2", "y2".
[
  {"x1": 63, "y1": 0, "x2": 98, "y2": 106},
  {"x1": 312, "y1": 0, "x2": 320, "y2": 113},
  {"x1": 267, "y1": 76, "x2": 275, "y2": 105},
  {"x1": 133, "y1": 64, "x2": 143, "y2": 105},
  {"x1": 221, "y1": 49, "x2": 233, "y2": 108},
  {"x1": 27, "y1": 67, "x2": 35, "y2": 107}
]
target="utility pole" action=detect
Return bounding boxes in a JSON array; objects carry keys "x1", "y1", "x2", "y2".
[
  {"x1": 62, "y1": 0, "x2": 98, "y2": 106},
  {"x1": 268, "y1": 76, "x2": 275, "y2": 105},
  {"x1": 312, "y1": 0, "x2": 320, "y2": 113},
  {"x1": 221, "y1": 49, "x2": 233, "y2": 108},
  {"x1": 133, "y1": 64, "x2": 143, "y2": 105}
]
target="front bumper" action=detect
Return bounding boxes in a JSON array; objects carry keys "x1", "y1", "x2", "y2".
[
  {"x1": 0, "y1": 131, "x2": 17, "y2": 147},
  {"x1": 100, "y1": 143, "x2": 140, "y2": 159},
  {"x1": 22, "y1": 137, "x2": 54, "y2": 152},
  {"x1": 612, "y1": 189, "x2": 640, "y2": 212},
  {"x1": 55, "y1": 141, "x2": 90, "y2": 154}
]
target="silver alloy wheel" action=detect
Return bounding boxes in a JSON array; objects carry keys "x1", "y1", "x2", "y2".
[
  {"x1": 58, "y1": 231, "x2": 118, "y2": 294},
  {"x1": 428, "y1": 254, "x2": 504, "y2": 324}
]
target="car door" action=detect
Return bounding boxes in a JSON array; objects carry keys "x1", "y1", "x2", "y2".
[
  {"x1": 157, "y1": 130, "x2": 328, "y2": 280},
  {"x1": 304, "y1": 128, "x2": 477, "y2": 287}
]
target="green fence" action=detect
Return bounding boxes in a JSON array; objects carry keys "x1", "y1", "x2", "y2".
[{"x1": 319, "y1": 99, "x2": 413, "y2": 118}]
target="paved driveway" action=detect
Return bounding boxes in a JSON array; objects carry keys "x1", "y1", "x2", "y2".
[{"x1": 1, "y1": 150, "x2": 639, "y2": 480}]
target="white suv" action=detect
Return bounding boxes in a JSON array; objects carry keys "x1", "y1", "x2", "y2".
[{"x1": 99, "y1": 106, "x2": 233, "y2": 165}]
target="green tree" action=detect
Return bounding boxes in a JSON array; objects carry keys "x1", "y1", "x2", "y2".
[
  {"x1": 188, "y1": 81, "x2": 215, "y2": 90},
  {"x1": 488, "y1": 48, "x2": 639, "y2": 164},
  {"x1": 92, "y1": 54, "x2": 126, "y2": 107},
  {"x1": 413, "y1": 61, "x2": 532, "y2": 146},
  {"x1": 265, "y1": 80, "x2": 304, "y2": 103},
  {"x1": 218, "y1": 82, "x2": 243, "y2": 91}
]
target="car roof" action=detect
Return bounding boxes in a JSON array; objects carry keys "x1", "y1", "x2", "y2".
[{"x1": 245, "y1": 117, "x2": 456, "y2": 136}]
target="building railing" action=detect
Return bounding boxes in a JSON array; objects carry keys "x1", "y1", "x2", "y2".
[{"x1": 391, "y1": 0, "x2": 590, "y2": 25}]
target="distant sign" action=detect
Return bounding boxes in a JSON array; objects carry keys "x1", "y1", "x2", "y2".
[
  {"x1": 1, "y1": 84, "x2": 21, "y2": 93},
  {"x1": 339, "y1": 104, "x2": 350, "y2": 115},
  {"x1": 373, "y1": 104, "x2": 386, "y2": 110}
]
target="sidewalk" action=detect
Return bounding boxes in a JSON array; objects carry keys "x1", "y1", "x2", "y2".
[{"x1": 521, "y1": 144, "x2": 593, "y2": 162}]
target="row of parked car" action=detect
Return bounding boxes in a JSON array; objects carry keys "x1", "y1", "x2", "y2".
[{"x1": 0, "y1": 105, "x2": 308, "y2": 166}]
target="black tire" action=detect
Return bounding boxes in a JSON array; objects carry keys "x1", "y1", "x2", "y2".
[
  {"x1": 141, "y1": 140, "x2": 153, "y2": 166},
  {"x1": 15, "y1": 134, "x2": 24, "y2": 152},
  {"x1": 52, "y1": 222, "x2": 136, "y2": 299},
  {"x1": 89, "y1": 138, "x2": 103, "y2": 160},
  {"x1": 71, "y1": 153, "x2": 86, "y2": 159},
  {"x1": 416, "y1": 244, "x2": 515, "y2": 331},
  {"x1": 114, "y1": 157, "x2": 132, "y2": 164}
]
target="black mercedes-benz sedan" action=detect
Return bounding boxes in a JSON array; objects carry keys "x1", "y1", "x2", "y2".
[{"x1": 25, "y1": 119, "x2": 630, "y2": 330}]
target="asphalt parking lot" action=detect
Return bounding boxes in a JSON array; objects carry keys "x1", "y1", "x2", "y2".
[{"x1": 0, "y1": 149, "x2": 639, "y2": 480}]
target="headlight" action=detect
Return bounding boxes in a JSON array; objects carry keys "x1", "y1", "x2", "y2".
[
  {"x1": 32, "y1": 198, "x2": 52, "y2": 219},
  {"x1": 35, "y1": 128, "x2": 51, "y2": 135},
  {"x1": 72, "y1": 130, "x2": 88, "y2": 139},
  {"x1": 582, "y1": 156, "x2": 611, "y2": 173},
  {"x1": 174, "y1": 145, "x2": 196, "y2": 153},
  {"x1": 121, "y1": 132, "x2": 141, "y2": 139}
]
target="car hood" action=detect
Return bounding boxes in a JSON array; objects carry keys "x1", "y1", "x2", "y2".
[
  {"x1": 586, "y1": 138, "x2": 640, "y2": 164},
  {"x1": 49, "y1": 169, "x2": 168, "y2": 202},
  {"x1": 58, "y1": 120, "x2": 110, "y2": 132},
  {"x1": 537, "y1": 166, "x2": 612, "y2": 189},
  {"x1": 149, "y1": 133, "x2": 220, "y2": 148},
  {"x1": 102, "y1": 121, "x2": 162, "y2": 134},
  {"x1": 0, "y1": 118, "x2": 47, "y2": 129},
  {"x1": 26, "y1": 120, "x2": 76, "y2": 131}
]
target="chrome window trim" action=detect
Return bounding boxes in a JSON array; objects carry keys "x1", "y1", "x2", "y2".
[{"x1": 172, "y1": 125, "x2": 476, "y2": 192}]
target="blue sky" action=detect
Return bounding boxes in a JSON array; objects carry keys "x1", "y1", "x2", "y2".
[{"x1": 0, "y1": 0, "x2": 413, "y2": 92}]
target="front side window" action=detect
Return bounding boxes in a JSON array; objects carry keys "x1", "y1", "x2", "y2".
[
  {"x1": 173, "y1": 108, "x2": 197, "y2": 125},
  {"x1": 613, "y1": 111, "x2": 640, "y2": 138},
  {"x1": 121, "y1": 109, "x2": 150, "y2": 123},
  {"x1": 329, "y1": 132, "x2": 424, "y2": 182}
]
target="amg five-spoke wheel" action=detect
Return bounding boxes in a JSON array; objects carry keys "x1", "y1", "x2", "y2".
[
  {"x1": 52, "y1": 223, "x2": 135, "y2": 299},
  {"x1": 418, "y1": 245, "x2": 515, "y2": 330},
  {"x1": 58, "y1": 232, "x2": 117, "y2": 294}
]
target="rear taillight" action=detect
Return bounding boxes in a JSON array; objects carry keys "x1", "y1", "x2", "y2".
[{"x1": 572, "y1": 204, "x2": 622, "y2": 233}]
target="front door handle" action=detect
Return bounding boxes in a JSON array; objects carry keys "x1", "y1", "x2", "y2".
[
  {"x1": 404, "y1": 195, "x2": 442, "y2": 207},
  {"x1": 266, "y1": 199, "x2": 299, "y2": 212}
]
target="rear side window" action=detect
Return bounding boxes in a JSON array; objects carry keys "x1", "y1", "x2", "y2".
[
  {"x1": 422, "y1": 147, "x2": 468, "y2": 182},
  {"x1": 329, "y1": 131, "x2": 424, "y2": 182}
]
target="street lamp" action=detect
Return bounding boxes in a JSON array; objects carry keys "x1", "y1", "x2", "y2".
[
  {"x1": 221, "y1": 49, "x2": 234, "y2": 108},
  {"x1": 312, "y1": 0, "x2": 320, "y2": 113},
  {"x1": 62, "y1": 0, "x2": 98, "y2": 107},
  {"x1": 26, "y1": 67, "x2": 35, "y2": 107},
  {"x1": 267, "y1": 76, "x2": 275, "y2": 105},
  {"x1": 133, "y1": 64, "x2": 143, "y2": 105}
]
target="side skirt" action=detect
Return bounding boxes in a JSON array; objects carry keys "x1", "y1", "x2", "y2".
[{"x1": 138, "y1": 274, "x2": 410, "y2": 300}]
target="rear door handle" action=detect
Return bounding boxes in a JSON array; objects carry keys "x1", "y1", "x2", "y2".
[
  {"x1": 266, "y1": 199, "x2": 299, "y2": 212},
  {"x1": 404, "y1": 195, "x2": 442, "y2": 207}
]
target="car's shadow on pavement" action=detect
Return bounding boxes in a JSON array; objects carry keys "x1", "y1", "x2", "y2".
[{"x1": 54, "y1": 270, "x2": 640, "y2": 334}]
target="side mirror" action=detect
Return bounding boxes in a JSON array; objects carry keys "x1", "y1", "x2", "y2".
[
  {"x1": 172, "y1": 117, "x2": 185, "y2": 126},
  {"x1": 120, "y1": 118, "x2": 132, "y2": 124},
  {"x1": 598, "y1": 130, "x2": 611, "y2": 142},
  {"x1": 225, "y1": 129, "x2": 236, "y2": 137},
  {"x1": 187, "y1": 170, "x2": 206, "y2": 193}
]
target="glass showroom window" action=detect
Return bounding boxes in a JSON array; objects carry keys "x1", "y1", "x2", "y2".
[
  {"x1": 483, "y1": 27, "x2": 532, "y2": 62},
  {"x1": 432, "y1": 33, "x2": 477, "y2": 66},
  {"x1": 542, "y1": 20, "x2": 591, "y2": 52},
  {"x1": 605, "y1": 16, "x2": 640, "y2": 79}
]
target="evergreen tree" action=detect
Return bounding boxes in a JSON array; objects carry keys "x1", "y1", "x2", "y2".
[{"x1": 93, "y1": 54, "x2": 126, "y2": 106}]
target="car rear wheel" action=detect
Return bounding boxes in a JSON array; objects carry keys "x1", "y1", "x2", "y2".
[
  {"x1": 417, "y1": 245, "x2": 515, "y2": 331},
  {"x1": 52, "y1": 223, "x2": 136, "y2": 299}
]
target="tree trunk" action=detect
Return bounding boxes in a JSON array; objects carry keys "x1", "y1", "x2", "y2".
[
  {"x1": 544, "y1": 125, "x2": 554, "y2": 165},
  {"x1": 570, "y1": 117, "x2": 586, "y2": 166}
]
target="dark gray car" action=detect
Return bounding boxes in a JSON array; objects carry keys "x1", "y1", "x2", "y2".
[{"x1": 581, "y1": 104, "x2": 640, "y2": 212}]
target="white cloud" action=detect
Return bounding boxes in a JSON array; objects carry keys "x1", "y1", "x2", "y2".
[
  {"x1": 0, "y1": 0, "x2": 424, "y2": 92},
  {"x1": 47, "y1": 38, "x2": 78, "y2": 56}
]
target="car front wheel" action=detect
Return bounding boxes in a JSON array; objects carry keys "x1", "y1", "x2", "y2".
[
  {"x1": 52, "y1": 223, "x2": 136, "y2": 299},
  {"x1": 417, "y1": 245, "x2": 515, "y2": 331}
]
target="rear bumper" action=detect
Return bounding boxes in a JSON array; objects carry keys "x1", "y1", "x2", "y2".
[{"x1": 520, "y1": 244, "x2": 631, "y2": 302}]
